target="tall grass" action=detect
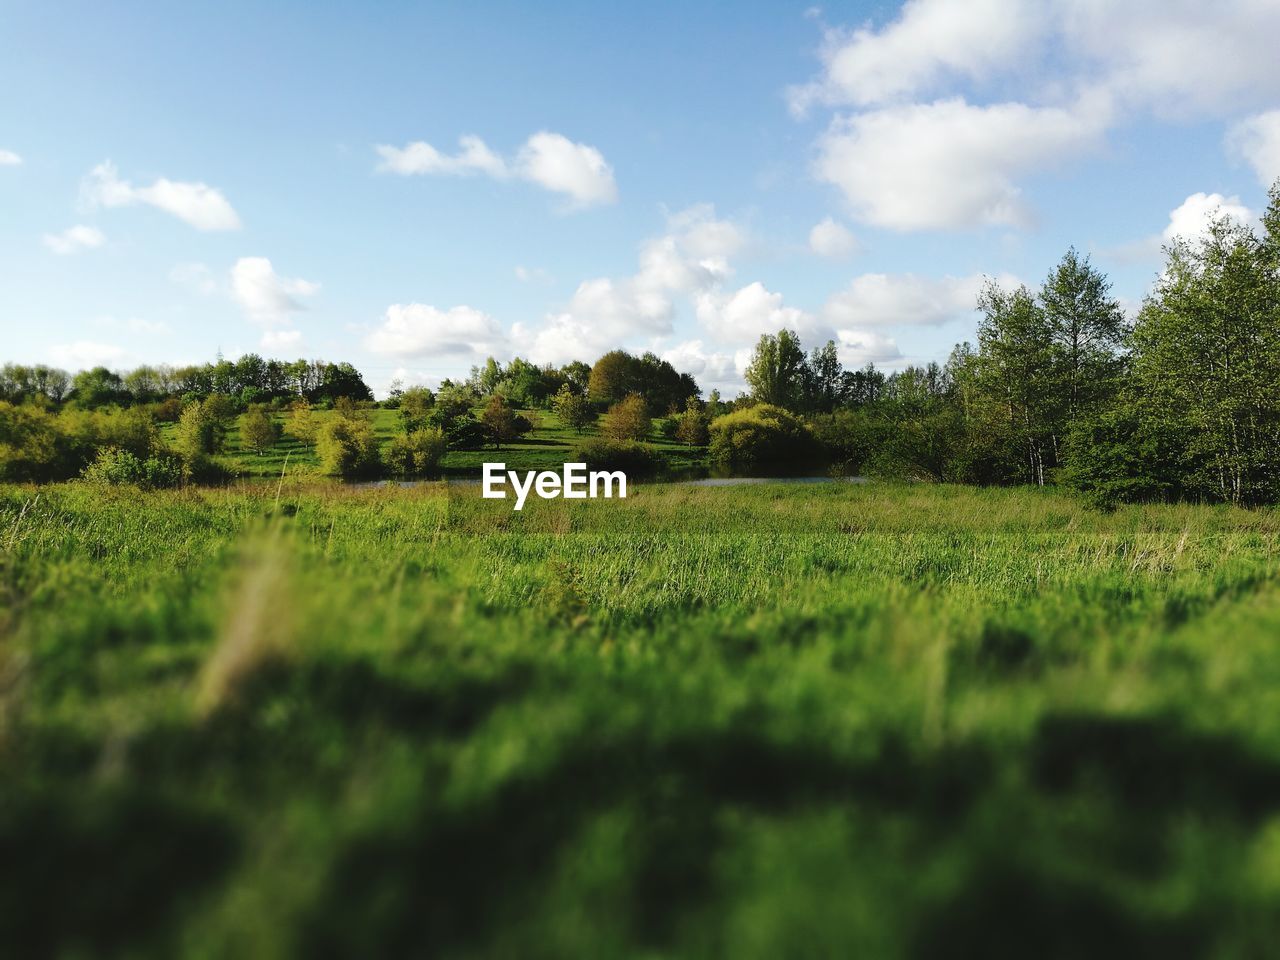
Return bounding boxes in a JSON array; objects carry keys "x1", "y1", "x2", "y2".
[{"x1": 2, "y1": 481, "x2": 1280, "y2": 956}]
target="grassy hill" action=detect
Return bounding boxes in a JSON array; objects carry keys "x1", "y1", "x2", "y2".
[{"x1": 166, "y1": 405, "x2": 708, "y2": 480}]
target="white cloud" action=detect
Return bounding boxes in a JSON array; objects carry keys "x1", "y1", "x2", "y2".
[
  {"x1": 1162, "y1": 192, "x2": 1254, "y2": 245},
  {"x1": 515, "y1": 132, "x2": 617, "y2": 207},
  {"x1": 365, "y1": 303, "x2": 508, "y2": 362},
  {"x1": 834, "y1": 329, "x2": 903, "y2": 367},
  {"x1": 789, "y1": 0, "x2": 1044, "y2": 113},
  {"x1": 661, "y1": 340, "x2": 749, "y2": 393},
  {"x1": 50, "y1": 340, "x2": 128, "y2": 370},
  {"x1": 170, "y1": 261, "x2": 218, "y2": 295},
  {"x1": 43, "y1": 224, "x2": 105, "y2": 255},
  {"x1": 81, "y1": 161, "x2": 241, "y2": 231},
  {"x1": 230, "y1": 257, "x2": 319, "y2": 324},
  {"x1": 695, "y1": 281, "x2": 816, "y2": 343},
  {"x1": 375, "y1": 130, "x2": 616, "y2": 208},
  {"x1": 821, "y1": 273, "x2": 993, "y2": 327},
  {"x1": 1228, "y1": 111, "x2": 1280, "y2": 188},
  {"x1": 815, "y1": 97, "x2": 1110, "y2": 230},
  {"x1": 518, "y1": 205, "x2": 745, "y2": 363},
  {"x1": 261, "y1": 329, "x2": 304, "y2": 352},
  {"x1": 91, "y1": 315, "x2": 170, "y2": 336},
  {"x1": 793, "y1": 1, "x2": 1280, "y2": 117},
  {"x1": 374, "y1": 135, "x2": 508, "y2": 177},
  {"x1": 808, "y1": 217, "x2": 859, "y2": 257},
  {"x1": 0, "y1": 149, "x2": 21, "y2": 166}
]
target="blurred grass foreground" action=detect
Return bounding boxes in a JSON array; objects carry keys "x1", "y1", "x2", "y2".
[{"x1": 4, "y1": 480, "x2": 1280, "y2": 957}]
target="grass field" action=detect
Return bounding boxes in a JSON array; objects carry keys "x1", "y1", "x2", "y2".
[
  {"x1": 183, "y1": 406, "x2": 708, "y2": 479},
  {"x1": 4, "y1": 480, "x2": 1280, "y2": 957}
]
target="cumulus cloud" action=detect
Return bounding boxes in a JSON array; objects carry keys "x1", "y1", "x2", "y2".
[
  {"x1": 660, "y1": 340, "x2": 750, "y2": 393},
  {"x1": 81, "y1": 161, "x2": 241, "y2": 231},
  {"x1": 365, "y1": 303, "x2": 508, "y2": 362},
  {"x1": 230, "y1": 257, "x2": 318, "y2": 324},
  {"x1": 794, "y1": 2, "x2": 1280, "y2": 231},
  {"x1": 821, "y1": 273, "x2": 993, "y2": 327},
  {"x1": 517, "y1": 205, "x2": 744, "y2": 364},
  {"x1": 50, "y1": 340, "x2": 128, "y2": 370},
  {"x1": 1228, "y1": 111, "x2": 1280, "y2": 188},
  {"x1": 833, "y1": 329, "x2": 903, "y2": 367},
  {"x1": 789, "y1": 0, "x2": 1044, "y2": 113},
  {"x1": 1162, "y1": 192, "x2": 1254, "y2": 245},
  {"x1": 43, "y1": 224, "x2": 105, "y2": 255},
  {"x1": 375, "y1": 130, "x2": 616, "y2": 208},
  {"x1": 374, "y1": 135, "x2": 507, "y2": 177},
  {"x1": 815, "y1": 97, "x2": 1110, "y2": 230},
  {"x1": 0, "y1": 148, "x2": 21, "y2": 166},
  {"x1": 695, "y1": 281, "x2": 816, "y2": 343},
  {"x1": 809, "y1": 217, "x2": 859, "y2": 257},
  {"x1": 793, "y1": 1, "x2": 1280, "y2": 116}
]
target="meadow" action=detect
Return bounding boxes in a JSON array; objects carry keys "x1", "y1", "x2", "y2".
[{"x1": 4, "y1": 479, "x2": 1280, "y2": 957}]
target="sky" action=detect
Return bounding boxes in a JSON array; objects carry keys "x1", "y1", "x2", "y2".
[{"x1": 3, "y1": 0, "x2": 1280, "y2": 397}]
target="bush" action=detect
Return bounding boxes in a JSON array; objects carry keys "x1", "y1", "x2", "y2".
[
  {"x1": 317, "y1": 416, "x2": 382, "y2": 479},
  {"x1": 603, "y1": 394, "x2": 652, "y2": 442},
  {"x1": 571, "y1": 438, "x2": 663, "y2": 476},
  {"x1": 657, "y1": 417, "x2": 679, "y2": 441},
  {"x1": 82, "y1": 447, "x2": 184, "y2": 489},
  {"x1": 386, "y1": 428, "x2": 447, "y2": 478},
  {"x1": 239, "y1": 407, "x2": 281, "y2": 455},
  {"x1": 675, "y1": 404, "x2": 710, "y2": 447},
  {"x1": 708, "y1": 404, "x2": 821, "y2": 471}
]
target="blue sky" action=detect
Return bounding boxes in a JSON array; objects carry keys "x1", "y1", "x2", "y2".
[{"x1": 3, "y1": 0, "x2": 1279, "y2": 396}]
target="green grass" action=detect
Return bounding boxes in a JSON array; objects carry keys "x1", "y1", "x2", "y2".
[
  {"x1": 179, "y1": 406, "x2": 708, "y2": 479},
  {"x1": 4, "y1": 481, "x2": 1280, "y2": 956}
]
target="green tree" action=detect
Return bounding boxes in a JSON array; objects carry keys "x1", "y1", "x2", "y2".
[
  {"x1": 174, "y1": 399, "x2": 228, "y2": 461},
  {"x1": 675, "y1": 398, "x2": 709, "y2": 446},
  {"x1": 603, "y1": 393, "x2": 652, "y2": 442},
  {"x1": 1039, "y1": 247, "x2": 1127, "y2": 418},
  {"x1": 1129, "y1": 213, "x2": 1280, "y2": 504},
  {"x1": 386, "y1": 427, "x2": 447, "y2": 478},
  {"x1": 316, "y1": 415, "x2": 381, "y2": 478},
  {"x1": 745, "y1": 330, "x2": 807, "y2": 410},
  {"x1": 287, "y1": 399, "x2": 318, "y2": 447},
  {"x1": 552, "y1": 384, "x2": 596, "y2": 434},
  {"x1": 239, "y1": 407, "x2": 280, "y2": 455},
  {"x1": 806, "y1": 340, "x2": 844, "y2": 413},
  {"x1": 480, "y1": 394, "x2": 530, "y2": 449}
]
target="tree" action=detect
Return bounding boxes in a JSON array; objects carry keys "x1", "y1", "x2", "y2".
[
  {"x1": 975, "y1": 281, "x2": 1059, "y2": 485},
  {"x1": 708, "y1": 404, "x2": 819, "y2": 470},
  {"x1": 399, "y1": 387, "x2": 435, "y2": 432},
  {"x1": 480, "y1": 394, "x2": 530, "y2": 449},
  {"x1": 239, "y1": 407, "x2": 280, "y2": 455},
  {"x1": 745, "y1": 330, "x2": 807, "y2": 410},
  {"x1": 552, "y1": 384, "x2": 596, "y2": 434},
  {"x1": 675, "y1": 398, "x2": 710, "y2": 446},
  {"x1": 70, "y1": 367, "x2": 128, "y2": 408},
  {"x1": 588, "y1": 350, "x2": 637, "y2": 407},
  {"x1": 316, "y1": 416, "x2": 381, "y2": 478},
  {"x1": 603, "y1": 393, "x2": 652, "y2": 442},
  {"x1": 386, "y1": 427, "x2": 447, "y2": 478},
  {"x1": 806, "y1": 340, "x2": 844, "y2": 413},
  {"x1": 174, "y1": 398, "x2": 228, "y2": 461},
  {"x1": 1128, "y1": 214, "x2": 1280, "y2": 504},
  {"x1": 287, "y1": 399, "x2": 318, "y2": 447},
  {"x1": 1039, "y1": 247, "x2": 1126, "y2": 418}
]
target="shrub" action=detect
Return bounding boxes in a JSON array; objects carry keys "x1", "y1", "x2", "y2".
[
  {"x1": 551, "y1": 385, "x2": 596, "y2": 434},
  {"x1": 82, "y1": 447, "x2": 184, "y2": 489},
  {"x1": 174, "y1": 399, "x2": 229, "y2": 461},
  {"x1": 287, "y1": 400, "x2": 318, "y2": 447},
  {"x1": 571, "y1": 438, "x2": 663, "y2": 476},
  {"x1": 239, "y1": 407, "x2": 281, "y2": 455},
  {"x1": 317, "y1": 416, "x2": 382, "y2": 479},
  {"x1": 675, "y1": 404, "x2": 710, "y2": 447},
  {"x1": 708, "y1": 404, "x2": 820, "y2": 471},
  {"x1": 386, "y1": 428, "x2": 447, "y2": 478},
  {"x1": 480, "y1": 395, "x2": 532, "y2": 449},
  {"x1": 603, "y1": 394, "x2": 651, "y2": 442}
]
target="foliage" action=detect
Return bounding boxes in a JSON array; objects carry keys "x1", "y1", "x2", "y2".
[
  {"x1": 570, "y1": 437, "x2": 663, "y2": 475},
  {"x1": 81, "y1": 446, "x2": 185, "y2": 489},
  {"x1": 551, "y1": 384, "x2": 596, "y2": 434},
  {"x1": 675, "y1": 400, "x2": 710, "y2": 447},
  {"x1": 480, "y1": 395, "x2": 532, "y2": 449},
  {"x1": 287, "y1": 400, "x2": 318, "y2": 447},
  {"x1": 174, "y1": 398, "x2": 230, "y2": 461},
  {"x1": 709, "y1": 403, "x2": 820, "y2": 470},
  {"x1": 316, "y1": 415, "x2": 382, "y2": 479},
  {"x1": 239, "y1": 408, "x2": 281, "y2": 456},
  {"x1": 745, "y1": 330, "x2": 807, "y2": 409},
  {"x1": 602, "y1": 393, "x2": 652, "y2": 442},
  {"x1": 386, "y1": 427, "x2": 447, "y2": 478}
]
